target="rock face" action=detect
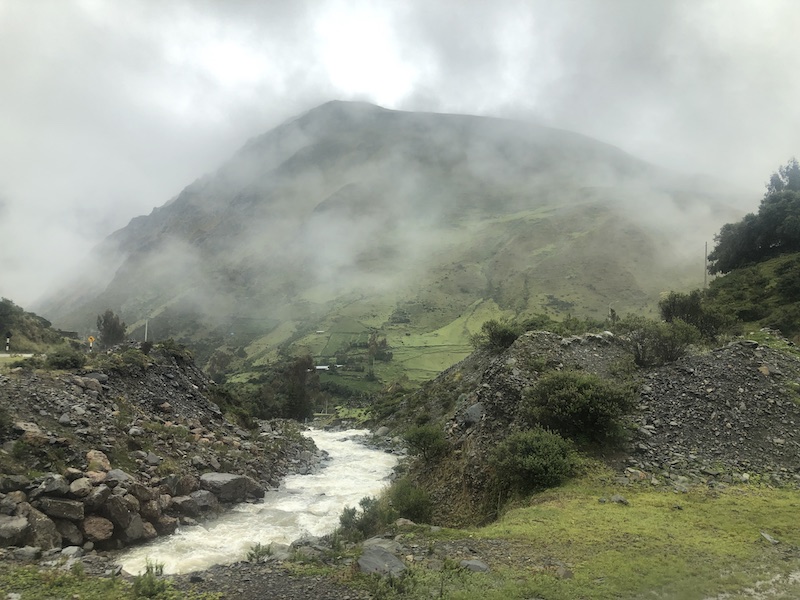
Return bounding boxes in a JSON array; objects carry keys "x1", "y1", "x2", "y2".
[
  {"x1": 393, "y1": 329, "x2": 800, "y2": 526},
  {"x1": 0, "y1": 343, "x2": 321, "y2": 554}
]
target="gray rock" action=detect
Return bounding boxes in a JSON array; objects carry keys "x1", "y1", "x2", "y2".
[
  {"x1": 33, "y1": 474, "x2": 70, "y2": 498},
  {"x1": 119, "y1": 513, "x2": 144, "y2": 543},
  {"x1": 0, "y1": 515, "x2": 29, "y2": 547},
  {"x1": 18, "y1": 504, "x2": 61, "y2": 550},
  {"x1": 358, "y1": 547, "x2": 407, "y2": 577},
  {"x1": 171, "y1": 496, "x2": 200, "y2": 517},
  {"x1": 363, "y1": 537, "x2": 403, "y2": 554},
  {"x1": 189, "y1": 490, "x2": 219, "y2": 512},
  {"x1": 60, "y1": 545, "x2": 84, "y2": 558},
  {"x1": 610, "y1": 494, "x2": 629, "y2": 506},
  {"x1": 84, "y1": 372, "x2": 108, "y2": 383},
  {"x1": 54, "y1": 519, "x2": 83, "y2": 546},
  {"x1": 460, "y1": 559, "x2": 490, "y2": 572},
  {"x1": 105, "y1": 469, "x2": 134, "y2": 487},
  {"x1": 101, "y1": 495, "x2": 134, "y2": 529},
  {"x1": 83, "y1": 484, "x2": 112, "y2": 511},
  {"x1": 145, "y1": 452, "x2": 163, "y2": 466},
  {"x1": 0, "y1": 475, "x2": 30, "y2": 493},
  {"x1": 12, "y1": 546, "x2": 42, "y2": 561},
  {"x1": 375, "y1": 426, "x2": 390, "y2": 436},
  {"x1": 462, "y1": 402, "x2": 485, "y2": 426},
  {"x1": 69, "y1": 478, "x2": 93, "y2": 498},
  {"x1": 199, "y1": 473, "x2": 264, "y2": 503},
  {"x1": 36, "y1": 497, "x2": 85, "y2": 521}
]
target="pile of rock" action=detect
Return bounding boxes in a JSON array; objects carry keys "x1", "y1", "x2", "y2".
[{"x1": 0, "y1": 448, "x2": 267, "y2": 556}]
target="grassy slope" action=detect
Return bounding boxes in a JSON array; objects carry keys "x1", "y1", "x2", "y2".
[
  {"x1": 432, "y1": 472, "x2": 800, "y2": 599},
  {"x1": 233, "y1": 202, "x2": 704, "y2": 390}
]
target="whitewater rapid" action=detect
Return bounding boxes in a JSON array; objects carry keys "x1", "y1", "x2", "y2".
[{"x1": 117, "y1": 428, "x2": 398, "y2": 575}]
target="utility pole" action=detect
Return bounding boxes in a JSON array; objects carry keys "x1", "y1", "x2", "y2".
[
  {"x1": 144, "y1": 319, "x2": 148, "y2": 342},
  {"x1": 704, "y1": 242, "x2": 708, "y2": 289},
  {"x1": 4, "y1": 331, "x2": 11, "y2": 353}
]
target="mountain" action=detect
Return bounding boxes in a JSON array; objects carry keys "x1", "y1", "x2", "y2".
[{"x1": 39, "y1": 101, "x2": 743, "y2": 381}]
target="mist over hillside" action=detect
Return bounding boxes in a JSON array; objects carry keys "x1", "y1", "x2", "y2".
[{"x1": 38, "y1": 101, "x2": 743, "y2": 373}]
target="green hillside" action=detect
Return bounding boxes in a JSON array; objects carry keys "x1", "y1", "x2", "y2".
[
  {"x1": 38, "y1": 101, "x2": 743, "y2": 388},
  {"x1": 0, "y1": 298, "x2": 65, "y2": 354}
]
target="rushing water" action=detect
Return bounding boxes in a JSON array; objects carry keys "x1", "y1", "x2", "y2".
[{"x1": 118, "y1": 428, "x2": 398, "y2": 575}]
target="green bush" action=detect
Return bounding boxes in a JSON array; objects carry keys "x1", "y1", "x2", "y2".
[
  {"x1": 45, "y1": 346, "x2": 86, "y2": 370},
  {"x1": 131, "y1": 560, "x2": 167, "y2": 598},
  {"x1": 658, "y1": 290, "x2": 732, "y2": 339},
  {"x1": 246, "y1": 542, "x2": 273, "y2": 562},
  {"x1": 338, "y1": 496, "x2": 396, "y2": 542},
  {"x1": 470, "y1": 319, "x2": 521, "y2": 352},
  {"x1": 404, "y1": 424, "x2": 448, "y2": 461},
  {"x1": 388, "y1": 478, "x2": 431, "y2": 523},
  {"x1": 615, "y1": 315, "x2": 700, "y2": 366},
  {"x1": 523, "y1": 370, "x2": 636, "y2": 443},
  {"x1": 490, "y1": 428, "x2": 577, "y2": 493}
]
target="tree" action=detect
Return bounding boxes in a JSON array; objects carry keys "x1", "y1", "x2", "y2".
[
  {"x1": 96, "y1": 309, "x2": 126, "y2": 347},
  {"x1": 766, "y1": 157, "x2": 800, "y2": 195},
  {"x1": 708, "y1": 159, "x2": 800, "y2": 274}
]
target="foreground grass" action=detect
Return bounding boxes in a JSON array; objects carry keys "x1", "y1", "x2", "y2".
[
  {"x1": 472, "y1": 479, "x2": 800, "y2": 599},
  {"x1": 0, "y1": 564, "x2": 220, "y2": 600},
  {"x1": 337, "y1": 469, "x2": 800, "y2": 599}
]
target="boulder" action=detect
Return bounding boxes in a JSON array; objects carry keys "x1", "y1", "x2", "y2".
[
  {"x1": 171, "y1": 496, "x2": 200, "y2": 517},
  {"x1": 141, "y1": 521, "x2": 158, "y2": 540},
  {"x1": 154, "y1": 514, "x2": 178, "y2": 535},
  {"x1": 139, "y1": 499, "x2": 161, "y2": 523},
  {"x1": 101, "y1": 495, "x2": 134, "y2": 529},
  {"x1": 0, "y1": 514, "x2": 29, "y2": 547},
  {"x1": 69, "y1": 477, "x2": 93, "y2": 498},
  {"x1": 35, "y1": 497, "x2": 85, "y2": 521},
  {"x1": 119, "y1": 513, "x2": 144, "y2": 543},
  {"x1": 189, "y1": 490, "x2": 219, "y2": 512},
  {"x1": 86, "y1": 450, "x2": 112, "y2": 472},
  {"x1": 83, "y1": 484, "x2": 111, "y2": 511},
  {"x1": 358, "y1": 547, "x2": 407, "y2": 577},
  {"x1": 32, "y1": 474, "x2": 69, "y2": 498},
  {"x1": 18, "y1": 504, "x2": 61, "y2": 550},
  {"x1": 126, "y1": 482, "x2": 156, "y2": 503},
  {"x1": 200, "y1": 473, "x2": 264, "y2": 503},
  {"x1": 105, "y1": 469, "x2": 134, "y2": 488},
  {"x1": 54, "y1": 519, "x2": 83, "y2": 546},
  {"x1": 460, "y1": 559, "x2": 490, "y2": 572},
  {"x1": 0, "y1": 475, "x2": 30, "y2": 493},
  {"x1": 80, "y1": 515, "x2": 114, "y2": 542}
]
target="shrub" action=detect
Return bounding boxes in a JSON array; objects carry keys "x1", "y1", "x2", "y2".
[
  {"x1": 45, "y1": 346, "x2": 86, "y2": 370},
  {"x1": 615, "y1": 315, "x2": 700, "y2": 366},
  {"x1": 659, "y1": 290, "x2": 732, "y2": 339},
  {"x1": 404, "y1": 424, "x2": 448, "y2": 461},
  {"x1": 131, "y1": 560, "x2": 167, "y2": 598},
  {"x1": 338, "y1": 496, "x2": 396, "y2": 541},
  {"x1": 490, "y1": 428, "x2": 576, "y2": 493},
  {"x1": 523, "y1": 370, "x2": 636, "y2": 443},
  {"x1": 246, "y1": 542, "x2": 273, "y2": 562},
  {"x1": 388, "y1": 478, "x2": 431, "y2": 523},
  {"x1": 470, "y1": 319, "x2": 520, "y2": 352}
]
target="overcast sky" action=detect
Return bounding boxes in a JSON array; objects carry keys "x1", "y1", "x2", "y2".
[{"x1": 2, "y1": 0, "x2": 799, "y2": 306}]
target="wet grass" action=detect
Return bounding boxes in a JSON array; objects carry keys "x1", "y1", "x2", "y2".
[{"x1": 333, "y1": 466, "x2": 800, "y2": 599}]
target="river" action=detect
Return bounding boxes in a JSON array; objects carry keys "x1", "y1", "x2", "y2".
[{"x1": 117, "y1": 428, "x2": 398, "y2": 575}]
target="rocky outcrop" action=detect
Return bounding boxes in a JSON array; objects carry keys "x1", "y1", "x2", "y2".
[
  {"x1": 393, "y1": 329, "x2": 800, "y2": 525},
  {"x1": 0, "y1": 345, "x2": 321, "y2": 555}
]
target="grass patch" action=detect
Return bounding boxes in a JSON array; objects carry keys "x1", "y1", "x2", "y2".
[
  {"x1": 466, "y1": 471, "x2": 800, "y2": 599},
  {"x1": 0, "y1": 563, "x2": 220, "y2": 599}
]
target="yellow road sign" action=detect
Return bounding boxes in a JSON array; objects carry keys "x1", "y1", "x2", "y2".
[{"x1": 88, "y1": 336, "x2": 95, "y2": 343}]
